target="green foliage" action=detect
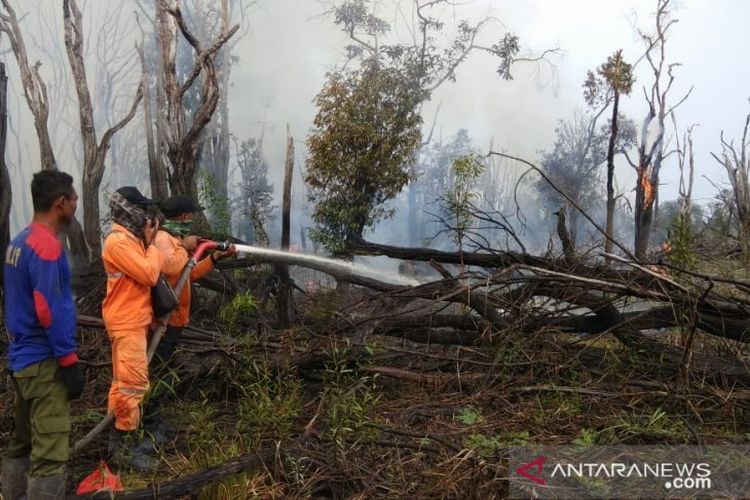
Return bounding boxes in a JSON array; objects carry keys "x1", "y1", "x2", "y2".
[
  {"x1": 442, "y1": 155, "x2": 484, "y2": 249},
  {"x1": 233, "y1": 138, "x2": 275, "y2": 245},
  {"x1": 604, "y1": 408, "x2": 688, "y2": 442},
  {"x1": 321, "y1": 343, "x2": 381, "y2": 454},
  {"x1": 305, "y1": 58, "x2": 423, "y2": 251},
  {"x1": 535, "y1": 112, "x2": 636, "y2": 239},
  {"x1": 197, "y1": 169, "x2": 232, "y2": 238},
  {"x1": 464, "y1": 431, "x2": 530, "y2": 457},
  {"x1": 667, "y1": 211, "x2": 697, "y2": 270},
  {"x1": 323, "y1": 378, "x2": 380, "y2": 453},
  {"x1": 316, "y1": 2, "x2": 529, "y2": 252},
  {"x1": 572, "y1": 428, "x2": 601, "y2": 448},
  {"x1": 455, "y1": 405, "x2": 484, "y2": 426},
  {"x1": 236, "y1": 359, "x2": 303, "y2": 442},
  {"x1": 464, "y1": 434, "x2": 501, "y2": 457},
  {"x1": 219, "y1": 292, "x2": 258, "y2": 330},
  {"x1": 583, "y1": 50, "x2": 634, "y2": 107}
]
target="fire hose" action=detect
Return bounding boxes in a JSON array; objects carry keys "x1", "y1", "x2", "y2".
[{"x1": 72, "y1": 239, "x2": 231, "y2": 455}]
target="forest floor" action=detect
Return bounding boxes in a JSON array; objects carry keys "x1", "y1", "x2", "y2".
[{"x1": 1, "y1": 258, "x2": 749, "y2": 499}]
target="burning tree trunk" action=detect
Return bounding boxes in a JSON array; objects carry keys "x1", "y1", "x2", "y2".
[
  {"x1": 631, "y1": 0, "x2": 692, "y2": 259},
  {"x1": 712, "y1": 113, "x2": 750, "y2": 263},
  {"x1": 63, "y1": 0, "x2": 143, "y2": 264},
  {"x1": 156, "y1": 0, "x2": 238, "y2": 200},
  {"x1": 634, "y1": 161, "x2": 658, "y2": 258}
]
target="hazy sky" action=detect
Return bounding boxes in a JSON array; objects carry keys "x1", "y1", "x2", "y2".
[
  {"x1": 232, "y1": 0, "x2": 750, "y2": 206},
  {"x1": 4, "y1": 0, "x2": 749, "y2": 234}
]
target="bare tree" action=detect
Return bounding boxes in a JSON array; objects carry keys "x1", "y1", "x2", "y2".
[
  {"x1": 193, "y1": 0, "x2": 250, "y2": 225},
  {"x1": 674, "y1": 119, "x2": 696, "y2": 221},
  {"x1": 0, "y1": 0, "x2": 89, "y2": 270},
  {"x1": 629, "y1": 0, "x2": 692, "y2": 259},
  {"x1": 62, "y1": 0, "x2": 143, "y2": 262},
  {"x1": 0, "y1": 0, "x2": 55, "y2": 170},
  {"x1": 711, "y1": 111, "x2": 750, "y2": 261},
  {"x1": 231, "y1": 135, "x2": 274, "y2": 245},
  {"x1": 156, "y1": 0, "x2": 238, "y2": 199},
  {"x1": 134, "y1": 8, "x2": 170, "y2": 199}
]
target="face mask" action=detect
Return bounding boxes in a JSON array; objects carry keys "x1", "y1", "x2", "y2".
[
  {"x1": 110, "y1": 192, "x2": 147, "y2": 235},
  {"x1": 162, "y1": 219, "x2": 194, "y2": 237}
]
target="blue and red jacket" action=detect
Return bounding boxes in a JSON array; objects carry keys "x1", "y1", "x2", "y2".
[{"x1": 3, "y1": 223, "x2": 78, "y2": 372}]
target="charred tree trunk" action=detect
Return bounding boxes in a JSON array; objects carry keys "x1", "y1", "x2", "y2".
[
  {"x1": 633, "y1": 0, "x2": 691, "y2": 259},
  {"x1": 139, "y1": 42, "x2": 169, "y2": 200},
  {"x1": 277, "y1": 125, "x2": 294, "y2": 327},
  {"x1": 0, "y1": 0, "x2": 91, "y2": 275},
  {"x1": 157, "y1": 0, "x2": 238, "y2": 200},
  {"x1": 712, "y1": 114, "x2": 750, "y2": 265},
  {"x1": 203, "y1": 34, "x2": 232, "y2": 227},
  {"x1": 604, "y1": 89, "x2": 620, "y2": 257},
  {"x1": 63, "y1": 0, "x2": 143, "y2": 267},
  {"x1": 0, "y1": 63, "x2": 9, "y2": 298},
  {"x1": 634, "y1": 163, "x2": 657, "y2": 259},
  {"x1": 555, "y1": 206, "x2": 574, "y2": 261},
  {"x1": 407, "y1": 182, "x2": 419, "y2": 246}
]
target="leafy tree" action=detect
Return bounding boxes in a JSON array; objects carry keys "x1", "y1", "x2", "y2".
[
  {"x1": 414, "y1": 129, "x2": 476, "y2": 241},
  {"x1": 442, "y1": 155, "x2": 483, "y2": 269},
  {"x1": 305, "y1": 58, "x2": 423, "y2": 251},
  {"x1": 535, "y1": 113, "x2": 635, "y2": 247},
  {"x1": 584, "y1": 50, "x2": 635, "y2": 255},
  {"x1": 320, "y1": 0, "x2": 555, "y2": 247},
  {"x1": 233, "y1": 137, "x2": 274, "y2": 245}
]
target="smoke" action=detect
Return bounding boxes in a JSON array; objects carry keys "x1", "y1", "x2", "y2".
[{"x1": 3, "y1": 0, "x2": 750, "y2": 255}]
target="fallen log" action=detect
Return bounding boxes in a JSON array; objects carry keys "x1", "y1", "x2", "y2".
[
  {"x1": 72, "y1": 450, "x2": 275, "y2": 499},
  {"x1": 348, "y1": 239, "x2": 548, "y2": 268}
]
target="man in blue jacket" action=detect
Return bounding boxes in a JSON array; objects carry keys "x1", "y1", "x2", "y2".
[{"x1": 1, "y1": 170, "x2": 83, "y2": 500}]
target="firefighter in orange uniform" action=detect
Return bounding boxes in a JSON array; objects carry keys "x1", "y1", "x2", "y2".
[
  {"x1": 101, "y1": 187, "x2": 164, "y2": 471},
  {"x1": 140, "y1": 195, "x2": 235, "y2": 446}
]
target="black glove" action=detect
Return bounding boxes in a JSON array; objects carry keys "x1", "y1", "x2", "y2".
[{"x1": 60, "y1": 363, "x2": 84, "y2": 400}]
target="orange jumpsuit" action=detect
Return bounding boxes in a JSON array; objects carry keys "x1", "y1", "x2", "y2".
[
  {"x1": 102, "y1": 224, "x2": 164, "y2": 431},
  {"x1": 153, "y1": 230, "x2": 214, "y2": 327}
]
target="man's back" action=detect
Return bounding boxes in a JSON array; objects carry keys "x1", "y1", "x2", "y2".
[{"x1": 4, "y1": 223, "x2": 76, "y2": 372}]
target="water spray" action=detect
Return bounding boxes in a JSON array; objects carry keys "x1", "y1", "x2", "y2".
[{"x1": 230, "y1": 242, "x2": 420, "y2": 287}]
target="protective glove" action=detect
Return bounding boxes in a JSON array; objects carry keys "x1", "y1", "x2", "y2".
[
  {"x1": 210, "y1": 245, "x2": 237, "y2": 264},
  {"x1": 60, "y1": 363, "x2": 84, "y2": 400}
]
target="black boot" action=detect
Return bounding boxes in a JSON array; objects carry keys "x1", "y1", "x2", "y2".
[
  {"x1": 126, "y1": 443, "x2": 160, "y2": 472},
  {"x1": 108, "y1": 427, "x2": 127, "y2": 456},
  {"x1": 1, "y1": 456, "x2": 29, "y2": 500},
  {"x1": 27, "y1": 473, "x2": 65, "y2": 500},
  {"x1": 108, "y1": 427, "x2": 159, "y2": 472},
  {"x1": 142, "y1": 418, "x2": 177, "y2": 450}
]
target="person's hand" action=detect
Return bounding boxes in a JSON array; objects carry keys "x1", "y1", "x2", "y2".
[
  {"x1": 60, "y1": 363, "x2": 84, "y2": 400},
  {"x1": 211, "y1": 245, "x2": 237, "y2": 263},
  {"x1": 182, "y1": 235, "x2": 199, "y2": 252},
  {"x1": 143, "y1": 218, "x2": 159, "y2": 245}
]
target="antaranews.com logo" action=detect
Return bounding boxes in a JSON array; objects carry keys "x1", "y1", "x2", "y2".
[{"x1": 509, "y1": 446, "x2": 749, "y2": 499}]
